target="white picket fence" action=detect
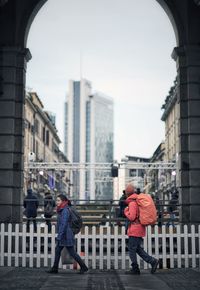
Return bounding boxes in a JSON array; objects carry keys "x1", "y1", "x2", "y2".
[{"x1": 0, "y1": 223, "x2": 200, "y2": 269}]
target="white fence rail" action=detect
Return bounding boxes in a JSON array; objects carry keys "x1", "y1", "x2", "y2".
[{"x1": 0, "y1": 224, "x2": 200, "y2": 269}]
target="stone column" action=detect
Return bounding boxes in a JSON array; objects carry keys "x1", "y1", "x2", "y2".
[
  {"x1": 172, "y1": 45, "x2": 200, "y2": 224},
  {"x1": 0, "y1": 46, "x2": 31, "y2": 222}
]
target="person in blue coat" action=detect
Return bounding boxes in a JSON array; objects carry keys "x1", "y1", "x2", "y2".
[
  {"x1": 47, "y1": 194, "x2": 88, "y2": 274},
  {"x1": 23, "y1": 188, "x2": 39, "y2": 232}
]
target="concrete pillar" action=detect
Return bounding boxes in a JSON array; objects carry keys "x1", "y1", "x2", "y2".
[
  {"x1": 0, "y1": 46, "x2": 31, "y2": 222},
  {"x1": 172, "y1": 45, "x2": 200, "y2": 224}
]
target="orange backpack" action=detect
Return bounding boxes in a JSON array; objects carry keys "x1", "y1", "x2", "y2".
[{"x1": 133, "y1": 193, "x2": 157, "y2": 226}]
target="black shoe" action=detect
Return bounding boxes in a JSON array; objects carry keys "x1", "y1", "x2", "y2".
[
  {"x1": 151, "y1": 259, "x2": 159, "y2": 274},
  {"x1": 46, "y1": 267, "x2": 58, "y2": 274},
  {"x1": 79, "y1": 265, "x2": 88, "y2": 274},
  {"x1": 125, "y1": 269, "x2": 140, "y2": 275}
]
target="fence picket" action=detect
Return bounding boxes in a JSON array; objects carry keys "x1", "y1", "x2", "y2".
[
  {"x1": 7, "y1": 223, "x2": 12, "y2": 266},
  {"x1": 162, "y1": 225, "x2": 167, "y2": 268},
  {"x1": 184, "y1": 225, "x2": 189, "y2": 268},
  {"x1": 121, "y1": 226, "x2": 126, "y2": 270},
  {"x1": 0, "y1": 223, "x2": 5, "y2": 266},
  {"x1": 147, "y1": 226, "x2": 152, "y2": 257},
  {"x1": 51, "y1": 225, "x2": 56, "y2": 267},
  {"x1": 29, "y1": 224, "x2": 34, "y2": 268},
  {"x1": 84, "y1": 226, "x2": 89, "y2": 266},
  {"x1": 36, "y1": 224, "x2": 41, "y2": 268},
  {"x1": 14, "y1": 224, "x2": 19, "y2": 267},
  {"x1": 154, "y1": 225, "x2": 159, "y2": 260},
  {"x1": 99, "y1": 226, "x2": 103, "y2": 269},
  {"x1": 106, "y1": 226, "x2": 111, "y2": 270},
  {"x1": 114, "y1": 226, "x2": 118, "y2": 269},
  {"x1": 92, "y1": 226, "x2": 96, "y2": 269},
  {"x1": 169, "y1": 226, "x2": 174, "y2": 268},
  {"x1": 191, "y1": 225, "x2": 196, "y2": 268},
  {"x1": 43, "y1": 225, "x2": 48, "y2": 267},
  {"x1": 177, "y1": 225, "x2": 181, "y2": 268},
  {"x1": 22, "y1": 224, "x2": 26, "y2": 267}
]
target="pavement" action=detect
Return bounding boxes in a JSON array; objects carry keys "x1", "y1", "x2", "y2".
[{"x1": 0, "y1": 267, "x2": 200, "y2": 290}]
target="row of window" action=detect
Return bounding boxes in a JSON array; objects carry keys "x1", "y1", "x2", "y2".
[{"x1": 25, "y1": 119, "x2": 50, "y2": 146}]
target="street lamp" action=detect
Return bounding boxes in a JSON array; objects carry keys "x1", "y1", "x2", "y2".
[
  {"x1": 171, "y1": 170, "x2": 176, "y2": 176},
  {"x1": 39, "y1": 170, "x2": 44, "y2": 176},
  {"x1": 171, "y1": 170, "x2": 177, "y2": 190}
]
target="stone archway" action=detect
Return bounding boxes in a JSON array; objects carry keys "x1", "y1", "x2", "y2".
[
  {"x1": 0, "y1": 0, "x2": 200, "y2": 223},
  {"x1": 0, "y1": 0, "x2": 48, "y2": 222},
  {"x1": 157, "y1": 0, "x2": 200, "y2": 223}
]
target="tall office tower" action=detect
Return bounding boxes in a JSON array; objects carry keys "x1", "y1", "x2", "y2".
[{"x1": 64, "y1": 79, "x2": 114, "y2": 201}]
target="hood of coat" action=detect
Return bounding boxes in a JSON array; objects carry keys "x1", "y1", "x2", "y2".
[
  {"x1": 27, "y1": 188, "x2": 32, "y2": 194},
  {"x1": 125, "y1": 193, "x2": 138, "y2": 205}
]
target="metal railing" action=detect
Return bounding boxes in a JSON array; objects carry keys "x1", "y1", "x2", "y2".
[{"x1": 1, "y1": 199, "x2": 200, "y2": 225}]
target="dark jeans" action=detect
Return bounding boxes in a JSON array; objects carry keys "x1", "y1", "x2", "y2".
[
  {"x1": 26, "y1": 218, "x2": 37, "y2": 232},
  {"x1": 53, "y1": 243, "x2": 86, "y2": 269},
  {"x1": 44, "y1": 215, "x2": 52, "y2": 232},
  {"x1": 166, "y1": 212, "x2": 175, "y2": 227},
  {"x1": 128, "y1": 236, "x2": 154, "y2": 270}
]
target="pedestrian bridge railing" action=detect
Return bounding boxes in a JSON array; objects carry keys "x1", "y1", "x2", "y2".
[{"x1": 0, "y1": 224, "x2": 199, "y2": 270}]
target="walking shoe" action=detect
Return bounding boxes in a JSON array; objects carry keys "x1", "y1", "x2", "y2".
[
  {"x1": 125, "y1": 269, "x2": 140, "y2": 275},
  {"x1": 79, "y1": 265, "x2": 88, "y2": 274},
  {"x1": 46, "y1": 267, "x2": 58, "y2": 274},
  {"x1": 151, "y1": 259, "x2": 159, "y2": 274}
]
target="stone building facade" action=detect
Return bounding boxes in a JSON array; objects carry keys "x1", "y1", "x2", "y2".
[
  {"x1": 24, "y1": 92, "x2": 69, "y2": 197},
  {"x1": 161, "y1": 78, "x2": 179, "y2": 163}
]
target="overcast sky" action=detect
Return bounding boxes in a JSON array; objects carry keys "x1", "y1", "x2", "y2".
[{"x1": 26, "y1": 0, "x2": 177, "y2": 161}]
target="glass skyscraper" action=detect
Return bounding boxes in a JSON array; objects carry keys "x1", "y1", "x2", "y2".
[{"x1": 64, "y1": 79, "x2": 114, "y2": 200}]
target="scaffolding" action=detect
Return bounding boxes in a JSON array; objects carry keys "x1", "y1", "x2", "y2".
[{"x1": 24, "y1": 161, "x2": 176, "y2": 170}]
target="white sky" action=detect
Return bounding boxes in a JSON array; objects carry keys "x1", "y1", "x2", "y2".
[{"x1": 26, "y1": 0, "x2": 177, "y2": 161}]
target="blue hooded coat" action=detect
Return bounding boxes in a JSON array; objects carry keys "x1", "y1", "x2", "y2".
[
  {"x1": 57, "y1": 206, "x2": 75, "y2": 247},
  {"x1": 23, "y1": 189, "x2": 39, "y2": 218}
]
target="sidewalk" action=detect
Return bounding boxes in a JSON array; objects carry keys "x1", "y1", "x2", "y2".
[{"x1": 0, "y1": 267, "x2": 200, "y2": 290}]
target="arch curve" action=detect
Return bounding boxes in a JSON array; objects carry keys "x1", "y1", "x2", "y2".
[
  {"x1": 24, "y1": 0, "x2": 48, "y2": 46},
  {"x1": 24, "y1": 0, "x2": 183, "y2": 48},
  {"x1": 156, "y1": 0, "x2": 182, "y2": 46}
]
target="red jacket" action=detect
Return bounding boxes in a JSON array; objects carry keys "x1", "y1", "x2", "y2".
[{"x1": 124, "y1": 193, "x2": 146, "y2": 237}]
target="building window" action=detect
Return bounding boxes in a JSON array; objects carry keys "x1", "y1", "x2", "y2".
[
  {"x1": 35, "y1": 119, "x2": 40, "y2": 136},
  {"x1": 35, "y1": 140, "x2": 39, "y2": 160},
  {"x1": 24, "y1": 119, "x2": 29, "y2": 129},
  {"x1": 130, "y1": 169, "x2": 137, "y2": 177},
  {"x1": 42, "y1": 127, "x2": 45, "y2": 142},
  {"x1": 46, "y1": 130, "x2": 49, "y2": 146}
]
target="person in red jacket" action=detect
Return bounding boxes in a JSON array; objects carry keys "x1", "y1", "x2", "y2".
[{"x1": 124, "y1": 184, "x2": 159, "y2": 275}]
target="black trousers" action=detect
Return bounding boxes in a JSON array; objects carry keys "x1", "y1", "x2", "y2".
[
  {"x1": 53, "y1": 243, "x2": 86, "y2": 269},
  {"x1": 26, "y1": 217, "x2": 37, "y2": 232}
]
